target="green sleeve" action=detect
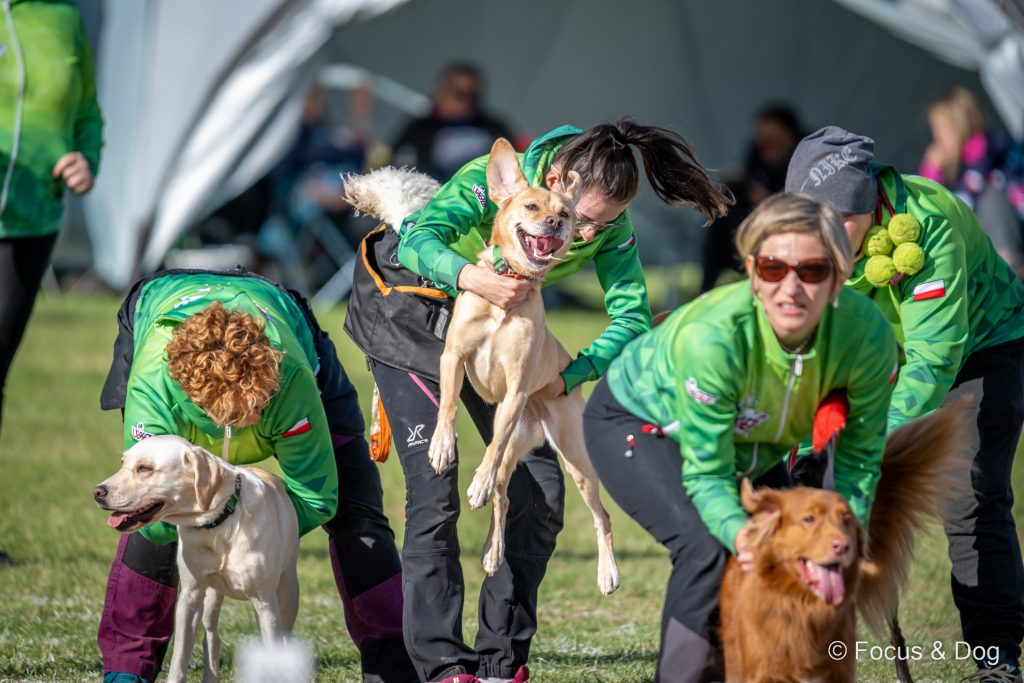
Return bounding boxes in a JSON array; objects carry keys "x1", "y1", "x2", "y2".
[
  {"x1": 73, "y1": 12, "x2": 103, "y2": 174},
  {"x1": 124, "y1": 377, "x2": 183, "y2": 545},
  {"x1": 887, "y1": 214, "x2": 969, "y2": 430},
  {"x1": 263, "y1": 365, "x2": 339, "y2": 536},
  {"x1": 834, "y1": 323, "x2": 898, "y2": 530},
  {"x1": 561, "y1": 222, "x2": 653, "y2": 393},
  {"x1": 676, "y1": 325, "x2": 746, "y2": 553},
  {"x1": 396, "y1": 156, "x2": 491, "y2": 289}
]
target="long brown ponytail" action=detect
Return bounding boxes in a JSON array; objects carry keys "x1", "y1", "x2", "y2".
[{"x1": 551, "y1": 117, "x2": 733, "y2": 224}]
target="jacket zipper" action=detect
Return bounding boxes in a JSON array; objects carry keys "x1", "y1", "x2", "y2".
[
  {"x1": 221, "y1": 425, "x2": 232, "y2": 461},
  {"x1": 774, "y1": 353, "x2": 804, "y2": 442},
  {"x1": 0, "y1": 0, "x2": 25, "y2": 217}
]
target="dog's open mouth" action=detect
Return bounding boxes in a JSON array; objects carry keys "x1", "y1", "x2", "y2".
[
  {"x1": 517, "y1": 228, "x2": 564, "y2": 264},
  {"x1": 797, "y1": 558, "x2": 846, "y2": 606},
  {"x1": 107, "y1": 502, "x2": 164, "y2": 532}
]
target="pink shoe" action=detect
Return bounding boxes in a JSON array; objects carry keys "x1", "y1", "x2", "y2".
[
  {"x1": 435, "y1": 675, "x2": 481, "y2": 683},
  {"x1": 512, "y1": 665, "x2": 530, "y2": 682}
]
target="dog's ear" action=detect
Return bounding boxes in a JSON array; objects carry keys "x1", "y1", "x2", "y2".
[
  {"x1": 183, "y1": 446, "x2": 225, "y2": 512},
  {"x1": 487, "y1": 138, "x2": 529, "y2": 206},
  {"x1": 740, "y1": 478, "x2": 780, "y2": 515},
  {"x1": 740, "y1": 479, "x2": 782, "y2": 545},
  {"x1": 561, "y1": 170, "x2": 583, "y2": 206}
]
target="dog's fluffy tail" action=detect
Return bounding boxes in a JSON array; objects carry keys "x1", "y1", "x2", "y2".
[
  {"x1": 857, "y1": 397, "x2": 973, "y2": 635},
  {"x1": 343, "y1": 167, "x2": 441, "y2": 231}
]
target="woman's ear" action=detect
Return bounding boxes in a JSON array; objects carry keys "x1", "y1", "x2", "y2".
[
  {"x1": 544, "y1": 168, "x2": 561, "y2": 192},
  {"x1": 744, "y1": 254, "x2": 756, "y2": 280}
]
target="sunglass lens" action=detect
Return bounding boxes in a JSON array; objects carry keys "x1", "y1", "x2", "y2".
[
  {"x1": 757, "y1": 261, "x2": 788, "y2": 282},
  {"x1": 795, "y1": 262, "x2": 832, "y2": 283}
]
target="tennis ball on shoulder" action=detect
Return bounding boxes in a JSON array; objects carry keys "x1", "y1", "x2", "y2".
[
  {"x1": 865, "y1": 255, "x2": 897, "y2": 287},
  {"x1": 865, "y1": 226, "x2": 893, "y2": 256},
  {"x1": 893, "y1": 242, "x2": 925, "y2": 275},
  {"x1": 888, "y1": 213, "x2": 921, "y2": 244}
]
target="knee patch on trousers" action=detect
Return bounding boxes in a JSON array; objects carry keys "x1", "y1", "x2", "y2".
[{"x1": 122, "y1": 534, "x2": 178, "y2": 586}]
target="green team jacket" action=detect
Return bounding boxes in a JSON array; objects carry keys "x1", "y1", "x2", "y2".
[
  {"x1": 606, "y1": 282, "x2": 898, "y2": 553},
  {"x1": 0, "y1": 0, "x2": 103, "y2": 238},
  {"x1": 125, "y1": 274, "x2": 338, "y2": 544},
  {"x1": 396, "y1": 125, "x2": 653, "y2": 393},
  {"x1": 849, "y1": 166, "x2": 1024, "y2": 431}
]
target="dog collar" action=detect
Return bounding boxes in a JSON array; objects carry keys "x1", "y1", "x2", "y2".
[
  {"x1": 197, "y1": 474, "x2": 241, "y2": 529},
  {"x1": 490, "y1": 244, "x2": 534, "y2": 281}
]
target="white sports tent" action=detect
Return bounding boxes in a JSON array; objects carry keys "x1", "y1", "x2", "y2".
[{"x1": 74, "y1": 0, "x2": 1024, "y2": 289}]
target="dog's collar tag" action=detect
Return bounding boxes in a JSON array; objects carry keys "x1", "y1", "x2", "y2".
[{"x1": 197, "y1": 474, "x2": 242, "y2": 529}]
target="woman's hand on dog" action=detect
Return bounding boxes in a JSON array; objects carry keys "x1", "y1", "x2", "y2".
[
  {"x1": 734, "y1": 526, "x2": 755, "y2": 573},
  {"x1": 458, "y1": 264, "x2": 533, "y2": 309},
  {"x1": 536, "y1": 375, "x2": 567, "y2": 400}
]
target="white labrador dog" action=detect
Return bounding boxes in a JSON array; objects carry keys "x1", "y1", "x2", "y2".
[{"x1": 93, "y1": 435, "x2": 299, "y2": 683}]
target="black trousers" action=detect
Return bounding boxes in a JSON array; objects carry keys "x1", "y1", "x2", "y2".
[
  {"x1": 0, "y1": 233, "x2": 58, "y2": 430},
  {"x1": 369, "y1": 358, "x2": 565, "y2": 682},
  {"x1": 583, "y1": 378, "x2": 792, "y2": 683},
  {"x1": 944, "y1": 338, "x2": 1024, "y2": 662}
]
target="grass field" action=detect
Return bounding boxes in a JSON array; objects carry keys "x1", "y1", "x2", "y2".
[{"x1": 0, "y1": 290, "x2": 1021, "y2": 682}]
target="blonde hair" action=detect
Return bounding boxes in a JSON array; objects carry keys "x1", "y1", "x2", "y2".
[
  {"x1": 928, "y1": 87, "x2": 986, "y2": 183},
  {"x1": 166, "y1": 302, "x2": 283, "y2": 427},
  {"x1": 734, "y1": 192, "x2": 853, "y2": 297},
  {"x1": 929, "y1": 86, "x2": 986, "y2": 148}
]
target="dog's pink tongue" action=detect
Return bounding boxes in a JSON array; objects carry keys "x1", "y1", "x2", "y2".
[
  {"x1": 816, "y1": 563, "x2": 846, "y2": 605},
  {"x1": 107, "y1": 512, "x2": 130, "y2": 529},
  {"x1": 533, "y1": 235, "x2": 563, "y2": 256}
]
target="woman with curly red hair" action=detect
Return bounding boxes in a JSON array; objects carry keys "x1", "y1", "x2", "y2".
[{"x1": 96, "y1": 269, "x2": 416, "y2": 683}]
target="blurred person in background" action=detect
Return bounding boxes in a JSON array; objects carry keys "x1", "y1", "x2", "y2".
[
  {"x1": 391, "y1": 62, "x2": 515, "y2": 181},
  {"x1": 0, "y1": 0, "x2": 103, "y2": 568},
  {"x1": 919, "y1": 86, "x2": 1024, "y2": 270},
  {"x1": 0, "y1": 0, "x2": 102, "y2": 432},
  {"x1": 700, "y1": 104, "x2": 805, "y2": 292}
]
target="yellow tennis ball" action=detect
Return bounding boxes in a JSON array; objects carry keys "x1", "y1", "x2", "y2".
[
  {"x1": 865, "y1": 226, "x2": 893, "y2": 257},
  {"x1": 888, "y1": 213, "x2": 921, "y2": 244},
  {"x1": 865, "y1": 255, "x2": 897, "y2": 287},
  {"x1": 893, "y1": 242, "x2": 925, "y2": 276}
]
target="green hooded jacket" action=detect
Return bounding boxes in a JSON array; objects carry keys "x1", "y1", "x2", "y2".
[
  {"x1": 396, "y1": 125, "x2": 653, "y2": 393},
  {"x1": 124, "y1": 274, "x2": 338, "y2": 544},
  {"x1": 0, "y1": 0, "x2": 103, "y2": 238},
  {"x1": 848, "y1": 166, "x2": 1024, "y2": 431},
  {"x1": 606, "y1": 282, "x2": 898, "y2": 553}
]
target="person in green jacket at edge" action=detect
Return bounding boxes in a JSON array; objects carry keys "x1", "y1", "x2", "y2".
[
  {"x1": 97, "y1": 271, "x2": 417, "y2": 683},
  {"x1": 0, "y1": 0, "x2": 102, "y2": 569},
  {"x1": 0, "y1": 0, "x2": 102, "y2": 429},
  {"x1": 785, "y1": 126, "x2": 1024, "y2": 683},
  {"x1": 582, "y1": 192, "x2": 898, "y2": 683},
  {"x1": 343, "y1": 118, "x2": 733, "y2": 683}
]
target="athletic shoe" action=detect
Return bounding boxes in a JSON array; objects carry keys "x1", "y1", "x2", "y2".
[{"x1": 479, "y1": 665, "x2": 529, "y2": 683}]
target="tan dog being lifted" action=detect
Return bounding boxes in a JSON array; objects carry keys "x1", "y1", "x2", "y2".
[
  {"x1": 427, "y1": 138, "x2": 619, "y2": 594},
  {"x1": 93, "y1": 435, "x2": 300, "y2": 683}
]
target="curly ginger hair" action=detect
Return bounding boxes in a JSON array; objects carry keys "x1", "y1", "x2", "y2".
[{"x1": 166, "y1": 302, "x2": 283, "y2": 427}]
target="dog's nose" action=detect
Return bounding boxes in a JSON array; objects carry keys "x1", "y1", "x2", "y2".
[
  {"x1": 93, "y1": 485, "x2": 108, "y2": 500},
  {"x1": 831, "y1": 537, "x2": 850, "y2": 555},
  {"x1": 545, "y1": 215, "x2": 563, "y2": 228}
]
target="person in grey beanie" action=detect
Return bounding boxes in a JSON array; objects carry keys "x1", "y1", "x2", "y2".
[{"x1": 787, "y1": 126, "x2": 1024, "y2": 682}]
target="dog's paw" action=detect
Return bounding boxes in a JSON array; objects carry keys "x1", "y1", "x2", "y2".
[
  {"x1": 466, "y1": 468, "x2": 496, "y2": 510},
  {"x1": 598, "y1": 557, "x2": 621, "y2": 596},
  {"x1": 482, "y1": 538, "x2": 505, "y2": 576},
  {"x1": 428, "y1": 429, "x2": 456, "y2": 475}
]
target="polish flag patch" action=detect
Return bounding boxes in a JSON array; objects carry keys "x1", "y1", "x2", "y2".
[
  {"x1": 616, "y1": 234, "x2": 636, "y2": 249},
  {"x1": 912, "y1": 279, "x2": 946, "y2": 301},
  {"x1": 283, "y1": 417, "x2": 312, "y2": 438},
  {"x1": 889, "y1": 362, "x2": 899, "y2": 385}
]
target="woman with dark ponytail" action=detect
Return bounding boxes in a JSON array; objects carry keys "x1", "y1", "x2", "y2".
[{"x1": 344, "y1": 118, "x2": 731, "y2": 683}]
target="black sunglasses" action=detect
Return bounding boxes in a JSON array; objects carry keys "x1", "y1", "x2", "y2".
[{"x1": 754, "y1": 256, "x2": 833, "y2": 284}]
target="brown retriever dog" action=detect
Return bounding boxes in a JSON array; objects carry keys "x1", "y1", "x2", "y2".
[{"x1": 719, "y1": 399, "x2": 970, "y2": 683}]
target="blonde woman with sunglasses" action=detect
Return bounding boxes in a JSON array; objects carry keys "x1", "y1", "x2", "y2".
[{"x1": 582, "y1": 193, "x2": 898, "y2": 683}]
